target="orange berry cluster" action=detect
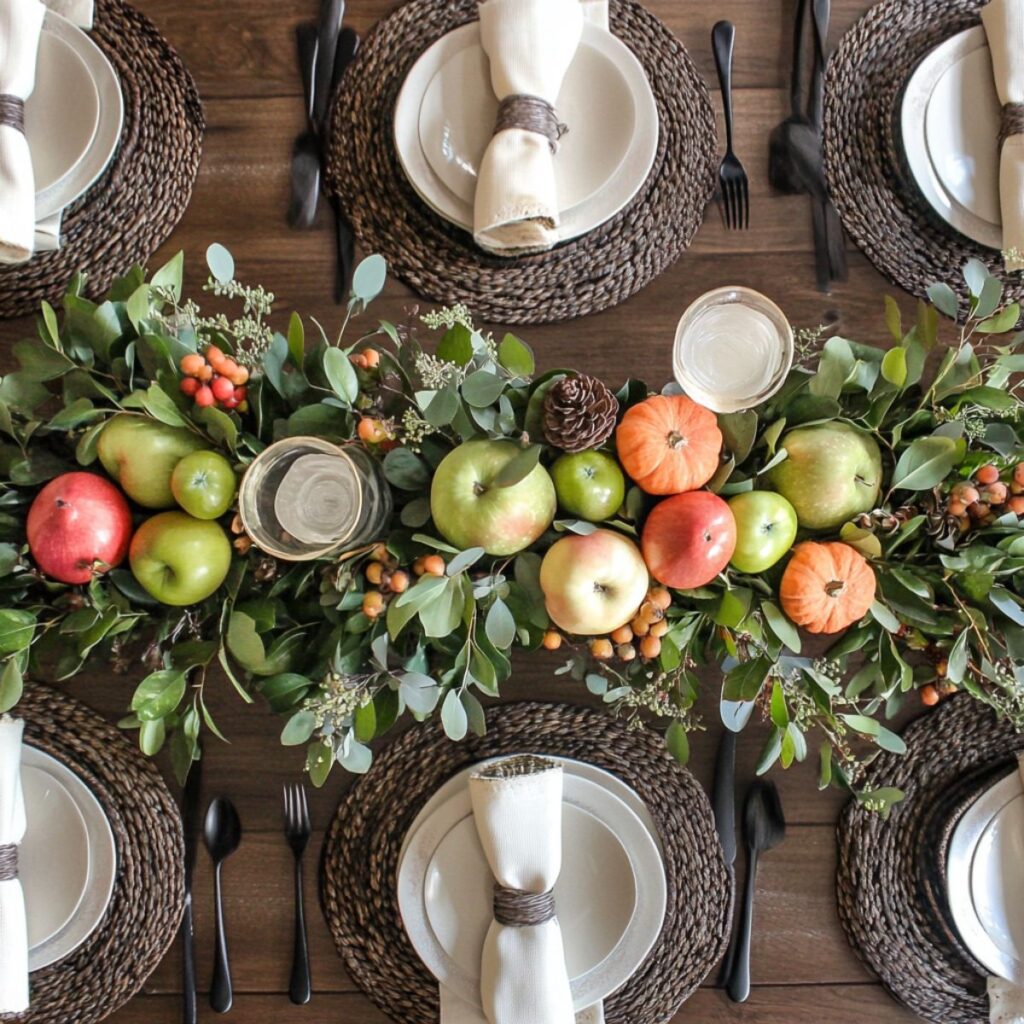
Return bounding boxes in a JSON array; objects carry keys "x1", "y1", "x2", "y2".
[
  {"x1": 946, "y1": 462, "x2": 1024, "y2": 525},
  {"x1": 542, "y1": 587, "x2": 673, "y2": 663},
  {"x1": 360, "y1": 544, "x2": 442, "y2": 620},
  {"x1": 920, "y1": 657, "x2": 958, "y2": 707},
  {"x1": 349, "y1": 347, "x2": 380, "y2": 371},
  {"x1": 357, "y1": 416, "x2": 392, "y2": 445},
  {"x1": 179, "y1": 346, "x2": 250, "y2": 412}
]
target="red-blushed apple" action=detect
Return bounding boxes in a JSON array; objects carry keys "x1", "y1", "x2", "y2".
[
  {"x1": 430, "y1": 440, "x2": 556, "y2": 556},
  {"x1": 540, "y1": 528, "x2": 649, "y2": 635},
  {"x1": 129, "y1": 511, "x2": 232, "y2": 606},
  {"x1": 27, "y1": 472, "x2": 132, "y2": 584},
  {"x1": 642, "y1": 491, "x2": 736, "y2": 589}
]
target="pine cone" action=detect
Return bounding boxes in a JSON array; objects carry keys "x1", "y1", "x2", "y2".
[{"x1": 541, "y1": 374, "x2": 619, "y2": 452}]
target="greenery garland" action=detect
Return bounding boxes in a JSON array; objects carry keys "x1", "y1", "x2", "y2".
[{"x1": 2, "y1": 247, "x2": 1024, "y2": 812}]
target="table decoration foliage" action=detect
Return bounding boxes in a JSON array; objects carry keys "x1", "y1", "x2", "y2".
[{"x1": 1, "y1": 247, "x2": 1024, "y2": 806}]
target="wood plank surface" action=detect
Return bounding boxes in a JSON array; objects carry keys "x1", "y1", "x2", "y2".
[{"x1": 0, "y1": 0, "x2": 942, "y2": 1020}]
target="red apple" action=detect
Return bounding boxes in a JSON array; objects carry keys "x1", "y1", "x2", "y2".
[
  {"x1": 27, "y1": 472, "x2": 133, "y2": 584},
  {"x1": 642, "y1": 491, "x2": 736, "y2": 589}
]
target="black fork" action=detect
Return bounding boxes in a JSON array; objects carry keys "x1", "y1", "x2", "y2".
[
  {"x1": 712, "y1": 21, "x2": 750, "y2": 230},
  {"x1": 284, "y1": 783, "x2": 312, "y2": 1005}
]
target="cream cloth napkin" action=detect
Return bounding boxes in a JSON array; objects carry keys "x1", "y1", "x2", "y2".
[
  {"x1": 982, "y1": 0, "x2": 1024, "y2": 272},
  {"x1": 0, "y1": 716, "x2": 28, "y2": 1014},
  {"x1": 985, "y1": 753, "x2": 1024, "y2": 1023},
  {"x1": 473, "y1": 0, "x2": 584, "y2": 254},
  {"x1": 0, "y1": 0, "x2": 46, "y2": 264},
  {"x1": 467, "y1": 756, "x2": 574, "y2": 1024}
]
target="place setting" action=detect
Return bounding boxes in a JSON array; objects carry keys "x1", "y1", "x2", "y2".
[
  {"x1": 323, "y1": 0, "x2": 717, "y2": 322},
  {"x1": 0, "y1": 0, "x2": 203, "y2": 321}
]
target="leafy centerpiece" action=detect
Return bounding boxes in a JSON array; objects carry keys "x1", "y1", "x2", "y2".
[{"x1": 1, "y1": 248, "x2": 1024, "y2": 810}]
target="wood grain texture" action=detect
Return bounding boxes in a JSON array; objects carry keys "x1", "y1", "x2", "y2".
[{"x1": 0, "y1": 0, "x2": 941, "y2": 1019}]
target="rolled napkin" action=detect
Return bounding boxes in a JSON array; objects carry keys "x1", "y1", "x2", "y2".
[
  {"x1": 0, "y1": 0, "x2": 45, "y2": 264},
  {"x1": 982, "y1": 0, "x2": 1024, "y2": 272},
  {"x1": 0, "y1": 716, "x2": 28, "y2": 1014},
  {"x1": 473, "y1": 0, "x2": 584, "y2": 254},
  {"x1": 468, "y1": 755, "x2": 574, "y2": 1024}
]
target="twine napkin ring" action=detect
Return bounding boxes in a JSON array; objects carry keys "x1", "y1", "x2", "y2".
[
  {"x1": 1000, "y1": 102, "x2": 1024, "y2": 149},
  {"x1": 493, "y1": 884, "x2": 556, "y2": 927},
  {"x1": 0, "y1": 96, "x2": 25, "y2": 135},
  {"x1": 493, "y1": 94, "x2": 568, "y2": 154},
  {"x1": 0, "y1": 843, "x2": 17, "y2": 881}
]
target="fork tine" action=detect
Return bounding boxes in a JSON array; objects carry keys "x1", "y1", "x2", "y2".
[
  {"x1": 729, "y1": 178, "x2": 740, "y2": 231},
  {"x1": 299, "y1": 783, "x2": 310, "y2": 833},
  {"x1": 719, "y1": 177, "x2": 732, "y2": 229},
  {"x1": 284, "y1": 782, "x2": 292, "y2": 829},
  {"x1": 724, "y1": 177, "x2": 737, "y2": 230},
  {"x1": 742, "y1": 176, "x2": 750, "y2": 229}
]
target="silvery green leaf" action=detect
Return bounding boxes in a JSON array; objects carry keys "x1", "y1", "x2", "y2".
[
  {"x1": 441, "y1": 689, "x2": 468, "y2": 740},
  {"x1": 323, "y1": 347, "x2": 359, "y2": 404},
  {"x1": 418, "y1": 578, "x2": 464, "y2": 637},
  {"x1": 351, "y1": 254, "x2": 387, "y2": 304},
  {"x1": 383, "y1": 448, "x2": 430, "y2": 490},
  {"x1": 762, "y1": 601, "x2": 800, "y2": 654},
  {"x1": 206, "y1": 243, "x2": 235, "y2": 284},
  {"x1": 281, "y1": 709, "x2": 317, "y2": 746},
  {"x1": 462, "y1": 690, "x2": 487, "y2": 736},
  {"x1": 485, "y1": 598, "x2": 516, "y2": 649},
  {"x1": 139, "y1": 718, "x2": 166, "y2": 756},
  {"x1": 400, "y1": 672, "x2": 441, "y2": 714},
  {"x1": 446, "y1": 547, "x2": 485, "y2": 576},
  {"x1": 493, "y1": 444, "x2": 540, "y2": 488},
  {"x1": 400, "y1": 496, "x2": 432, "y2": 528},
  {"x1": 370, "y1": 633, "x2": 389, "y2": 670},
  {"x1": 665, "y1": 721, "x2": 689, "y2": 765},
  {"x1": 553, "y1": 519, "x2": 598, "y2": 535},
  {"x1": 339, "y1": 737, "x2": 373, "y2": 773},
  {"x1": 963, "y1": 258, "x2": 990, "y2": 299},
  {"x1": 926, "y1": 281, "x2": 958, "y2": 319},
  {"x1": 0, "y1": 659, "x2": 22, "y2": 713},
  {"x1": 585, "y1": 673, "x2": 608, "y2": 695},
  {"x1": 974, "y1": 275, "x2": 1004, "y2": 320},
  {"x1": 869, "y1": 601, "x2": 900, "y2": 633},
  {"x1": 991, "y1": 588, "x2": 1024, "y2": 626},
  {"x1": 461, "y1": 370, "x2": 506, "y2": 408}
]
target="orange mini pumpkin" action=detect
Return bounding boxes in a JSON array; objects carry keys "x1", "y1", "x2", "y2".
[
  {"x1": 615, "y1": 395, "x2": 722, "y2": 495},
  {"x1": 780, "y1": 542, "x2": 876, "y2": 635}
]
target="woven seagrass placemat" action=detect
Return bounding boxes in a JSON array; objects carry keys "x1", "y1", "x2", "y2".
[
  {"x1": 836, "y1": 695, "x2": 1023, "y2": 1024},
  {"x1": 0, "y1": 0, "x2": 204, "y2": 321},
  {"x1": 822, "y1": 0, "x2": 1021, "y2": 309},
  {"x1": 323, "y1": 0, "x2": 716, "y2": 324},
  {"x1": 2, "y1": 684, "x2": 184, "y2": 1024},
  {"x1": 320, "y1": 700, "x2": 731, "y2": 1024}
]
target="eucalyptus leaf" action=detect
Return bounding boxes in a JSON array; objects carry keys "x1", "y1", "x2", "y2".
[
  {"x1": 206, "y1": 243, "x2": 235, "y2": 284},
  {"x1": 498, "y1": 334, "x2": 535, "y2": 377},
  {"x1": 351, "y1": 254, "x2": 387, "y2": 303},
  {"x1": 441, "y1": 688, "x2": 468, "y2": 740},
  {"x1": 890, "y1": 435, "x2": 959, "y2": 491},
  {"x1": 323, "y1": 347, "x2": 359, "y2": 404}
]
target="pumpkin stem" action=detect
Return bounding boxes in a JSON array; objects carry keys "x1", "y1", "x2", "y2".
[
  {"x1": 824, "y1": 579, "x2": 846, "y2": 598},
  {"x1": 666, "y1": 430, "x2": 689, "y2": 450}
]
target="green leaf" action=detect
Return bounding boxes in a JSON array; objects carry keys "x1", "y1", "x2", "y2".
[
  {"x1": 441, "y1": 689, "x2": 468, "y2": 740},
  {"x1": 139, "y1": 384, "x2": 189, "y2": 428},
  {"x1": 890, "y1": 435, "x2": 959, "y2": 491},
  {"x1": 492, "y1": 444, "x2": 541, "y2": 488},
  {"x1": 150, "y1": 250, "x2": 185, "y2": 302},
  {"x1": 446, "y1": 547, "x2": 485, "y2": 575},
  {"x1": 839, "y1": 523, "x2": 883, "y2": 559},
  {"x1": 926, "y1": 282, "x2": 958, "y2": 319},
  {"x1": 0, "y1": 610, "x2": 36, "y2": 656},
  {"x1": 351, "y1": 254, "x2": 387, "y2": 303},
  {"x1": 323, "y1": 347, "x2": 359, "y2": 404},
  {"x1": 419, "y1": 385, "x2": 460, "y2": 427},
  {"x1": 306, "y1": 740, "x2": 334, "y2": 787},
  {"x1": 400, "y1": 672, "x2": 441, "y2": 714},
  {"x1": 139, "y1": 718, "x2": 166, "y2": 756},
  {"x1": 461, "y1": 370, "x2": 506, "y2": 408},
  {"x1": 418, "y1": 577, "x2": 464, "y2": 637},
  {"x1": 0, "y1": 659, "x2": 23, "y2": 713},
  {"x1": 991, "y1": 588, "x2": 1024, "y2": 626},
  {"x1": 287, "y1": 312, "x2": 305, "y2": 366},
  {"x1": 883, "y1": 295, "x2": 902, "y2": 340},
  {"x1": 383, "y1": 448, "x2": 430, "y2": 490},
  {"x1": 770, "y1": 679, "x2": 789, "y2": 728},
  {"x1": 946, "y1": 630, "x2": 969, "y2": 685},
  {"x1": 722, "y1": 655, "x2": 772, "y2": 701},
  {"x1": 497, "y1": 334, "x2": 536, "y2": 377},
  {"x1": 206, "y1": 243, "x2": 235, "y2": 284},
  {"x1": 437, "y1": 324, "x2": 474, "y2": 366},
  {"x1": 226, "y1": 611, "x2": 267, "y2": 671},
  {"x1": 340, "y1": 736, "x2": 373, "y2": 773},
  {"x1": 869, "y1": 600, "x2": 901, "y2": 632},
  {"x1": 977, "y1": 303, "x2": 1021, "y2": 334},
  {"x1": 718, "y1": 410, "x2": 758, "y2": 462},
  {"x1": 258, "y1": 673, "x2": 312, "y2": 713},
  {"x1": 281, "y1": 709, "x2": 317, "y2": 746},
  {"x1": 762, "y1": 601, "x2": 801, "y2": 653},
  {"x1": 881, "y1": 347, "x2": 907, "y2": 387},
  {"x1": 131, "y1": 669, "x2": 187, "y2": 721},
  {"x1": 400, "y1": 496, "x2": 432, "y2": 528},
  {"x1": 196, "y1": 405, "x2": 239, "y2": 450},
  {"x1": 126, "y1": 284, "x2": 152, "y2": 331},
  {"x1": 665, "y1": 721, "x2": 689, "y2": 765},
  {"x1": 485, "y1": 598, "x2": 516, "y2": 649}
]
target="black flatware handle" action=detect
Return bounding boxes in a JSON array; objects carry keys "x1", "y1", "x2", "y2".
[
  {"x1": 181, "y1": 895, "x2": 197, "y2": 1024},
  {"x1": 210, "y1": 864, "x2": 233, "y2": 1014},
  {"x1": 726, "y1": 847, "x2": 759, "y2": 1003},
  {"x1": 711, "y1": 21, "x2": 736, "y2": 152},
  {"x1": 289, "y1": 859, "x2": 312, "y2": 1004},
  {"x1": 712, "y1": 729, "x2": 737, "y2": 865}
]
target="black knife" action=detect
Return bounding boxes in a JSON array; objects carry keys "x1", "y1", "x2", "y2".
[
  {"x1": 180, "y1": 752, "x2": 203, "y2": 1024},
  {"x1": 328, "y1": 27, "x2": 360, "y2": 301},
  {"x1": 712, "y1": 728, "x2": 738, "y2": 983},
  {"x1": 312, "y1": 0, "x2": 345, "y2": 130}
]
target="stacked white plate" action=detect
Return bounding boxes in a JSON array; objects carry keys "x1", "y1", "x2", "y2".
[
  {"x1": 397, "y1": 755, "x2": 667, "y2": 1016},
  {"x1": 393, "y1": 21, "x2": 659, "y2": 242},
  {"x1": 900, "y1": 26, "x2": 1003, "y2": 250},
  {"x1": 27, "y1": 9, "x2": 124, "y2": 222},
  {"x1": 21, "y1": 745, "x2": 116, "y2": 969},
  {"x1": 947, "y1": 767, "x2": 1024, "y2": 983}
]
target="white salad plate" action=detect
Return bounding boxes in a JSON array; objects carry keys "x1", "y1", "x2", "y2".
[
  {"x1": 25, "y1": 29, "x2": 99, "y2": 197},
  {"x1": 947, "y1": 769, "x2": 1024, "y2": 983},
  {"x1": 397, "y1": 771, "x2": 666, "y2": 1013},
  {"x1": 21, "y1": 745, "x2": 117, "y2": 970},
  {"x1": 900, "y1": 26, "x2": 1002, "y2": 250},
  {"x1": 31, "y1": 10, "x2": 124, "y2": 221},
  {"x1": 394, "y1": 20, "x2": 659, "y2": 241}
]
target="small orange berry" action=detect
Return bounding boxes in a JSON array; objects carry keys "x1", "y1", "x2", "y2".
[
  {"x1": 361, "y1": 348, "x2": 381, "y2": 369},
  {"x1": 542, "y1": 630, "x2": 563, "y2": 651},
  {"x1": 194, "y1": 385, "x2": 215, "y2": 408},
  {"x1": 953, "y1": 482, "x2": 981, "y2": 504},
  {"x1": 389, "y1": 570, "x2": 410, "y2": 594},
  {"x1": 947, "y1": 499, "x2": 967, "y2": 516},
  {"x1": 976, "y1": 464, "x2": 1000, "y2": 485},
  {"x1": 357, "y1": 417, "x2": 387, "y2": 444},
  {"x1": 422, "y1": 554, "x2": 445, "y2": 577},
  {"x1": 412, "y1": 557, "x2": 427, "y2": 576},
  {"x1": 350, "y1": 353, "x2": 368, "y2": 369},
  {"x1": 630, "y1": 615, "x2": 650, "y2": 637},
  {"x1": 610, "y1": 624, "x2": 634, "y2": 644},
  {"x1": 180, "y1": 353, "x2": 206, "y2": 377},
  {"x1": 935, "y1": 658, "x2": 948, "y2": 677},
  {"x1": 649, "y1": 618, "x2": 670, "y2": 638},
  {"x1": 365, "y1": 561, "x2": 385, "y2": 585},
  {"x1": 616, "y1": 643, "x2": 637, "y2": 661},
  {"x1": 920, "y1": 683, "x2": 940, "y2": 707},
  {"x1": 228, "y1": 364, "x2": 249, "y2": 387},
  {"x1": 648, "y1": 587, "x2": 672, "y2": 610},
  {"x1": 639, "y1": 635, "x2": 662, "y2": 660},
  {"x1": 180, "y1": 377, "x2": 200, "y2": 397},
  {"x1": 362, "y1": 591, "x2": 385, "y2": 618},
  {"x1": 589, "y1": 638, "x2": 614, "y2": 661},
  {"x1": 1015, "y1": 463, "x2": 1024, "y2": 487},
  {"x1": 205, "y1": 344, "x2": 227, "y2": 370},
  {"x1": 982, "y1": 482, "x2": 1008, "y2": 505},
  {"x1": 196, "y1": 363, "x2": 214, "y2": 382},
  {"x1": 1009, "y1": 496, "x2": 1024, "y2": 515}
]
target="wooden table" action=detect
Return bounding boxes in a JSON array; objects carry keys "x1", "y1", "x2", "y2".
[{"x1": 0, "y1": 0, "x2": 931, "y2": 1019}]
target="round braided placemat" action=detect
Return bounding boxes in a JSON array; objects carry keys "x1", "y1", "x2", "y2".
[
  {"x1": 2, "y1": 684, "x2": 184, "y2": 1024},
  {"x1": 323, "y1": 0, "x2": 716, "y2": 324},
  {"x1": 836, "y1": 695, "x2": 1024, "y2": 1024},
  {"x1": 822, "y1": 0, "x2": 1020, "y2": 310},
  {"x1": 0, "y1": 0, "x2": 204, "y2": 321},
  {"x1": 320, "y1": 701, "x2": 731, "y2": 1024}
]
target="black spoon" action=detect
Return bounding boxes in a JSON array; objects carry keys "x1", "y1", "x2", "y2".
[
  {"x1": 768, "y1": 0, "x2": 815, "y2": 195},
  {"x1": 204, "y1": 797, "x2": 242, "y2": 1014},
  {"x1": 726, "y1": 780, "x2": 786, "y2": 1003}
]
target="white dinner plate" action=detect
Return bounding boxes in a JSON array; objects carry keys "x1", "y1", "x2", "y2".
[
  {"x1": 394, "y1": 20, "x2": 659, "y2": 241},
  {"x1": 900, "y1": 26, "x2": 1002, "y2": 250},
  {"x1": 22, "y1": 745, "x2": 117, "y2": 970},
  {"x1": 33, "y1": 10, "x2": 124, "y2": 221},
  {"x1": 398, "y1": 772, "x2": 666, "y2": 1012},
  {"x1": 25, "y1": 29, "x2": 99, "y2": 196},
  {"x1": 947, "y1": 769, "x2": 1024, "y2": 983}
]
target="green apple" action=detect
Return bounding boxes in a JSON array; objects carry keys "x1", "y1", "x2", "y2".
[
  {"x1": 98, "y1": 414, "x2": 207, "y2": 509},
  {"x1": 728, "y1": 491, "x2": 798, "y2": 573},
  {"x1": 551, "y1": 451, "x2": 625, "y2": 522},
  {"x1": 430, "y1": 440, "x2": 556, "y2": 556},
  {"x1": 129, "y1": 511, "x2": 232, "y2": 605},
  {"x1": 171, "y1": 451, "x2": 237, "y2": 520},
  {"x1": 768, "y1": 422, "x2": 882, "y2": 530}
]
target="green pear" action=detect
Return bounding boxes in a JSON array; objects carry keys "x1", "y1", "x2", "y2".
[
  {"x1": 768, "y1": 422, "x2": 882, "y2": 530},
  {"x1": 98, "y1": 414, "x2": 207, "y2": 509}
]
